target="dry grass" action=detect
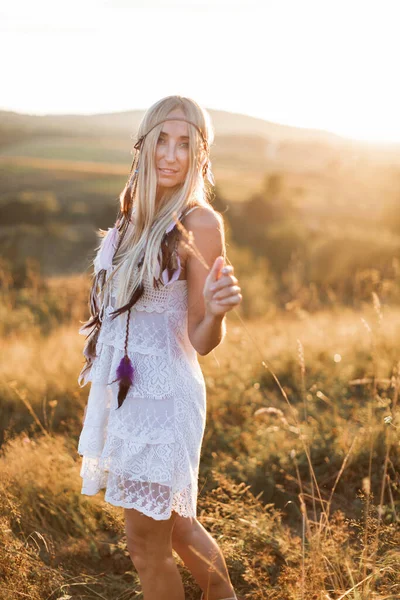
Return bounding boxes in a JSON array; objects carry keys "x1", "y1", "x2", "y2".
[{"x1": 0, "y1": 270, "x2": 399, "y2": 598}]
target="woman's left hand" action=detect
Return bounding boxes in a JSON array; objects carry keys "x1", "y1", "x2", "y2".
[{"x1": 203, "y1": 256, "x2": 242, "y2": 317}]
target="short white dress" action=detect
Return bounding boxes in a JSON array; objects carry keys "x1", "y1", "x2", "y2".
[{"x1": 77, "y1": 235, "x2": 207, "y2": 520}]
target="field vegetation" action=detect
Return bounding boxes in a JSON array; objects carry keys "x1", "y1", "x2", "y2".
[
  {"x1": 0, "y1": 256, "x2": 399, "y2": 599},
  {"x1": 0, "y1": 109, "x2": 399, "y2": 598}
]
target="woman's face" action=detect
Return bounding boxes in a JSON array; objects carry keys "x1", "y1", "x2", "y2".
[{"x1": 155, "y1": 109, "x2": 190, "y2": 197}]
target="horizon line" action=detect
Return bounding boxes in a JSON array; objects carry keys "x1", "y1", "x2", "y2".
[{"x1": 1, "y1": 104, "x2": 399, "y2": 148}]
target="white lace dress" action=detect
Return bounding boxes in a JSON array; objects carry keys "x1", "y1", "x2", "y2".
[{"x1": 77, "y1": 264, "x2": 207, "y2": 520}]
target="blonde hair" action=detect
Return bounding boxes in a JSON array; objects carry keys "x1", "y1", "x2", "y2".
[{"x1": 96, "y1": 95, "x2": 217, "y2": 313}]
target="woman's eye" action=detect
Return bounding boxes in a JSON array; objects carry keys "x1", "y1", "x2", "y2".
[{"x1": 157, "y1": 138, "x2": 188, "y2": 148}]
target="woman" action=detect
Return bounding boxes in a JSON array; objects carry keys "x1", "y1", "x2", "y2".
[{"x1": 77, "y1": 95, "x2": 242, "y2": 600}]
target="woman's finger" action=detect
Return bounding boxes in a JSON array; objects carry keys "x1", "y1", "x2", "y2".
[
  {"x1": 210, "y1": 274, "x2": 238, "y2": 292},
  {"x1": 213, "y1": 285, "x2": 241, "y2": 300},
  {"x1": 215, "y1": 293, "x2": 242, "y2": 306},
  {"x1": 220, "y1": 265, "x2": 234, "y2": 274}
]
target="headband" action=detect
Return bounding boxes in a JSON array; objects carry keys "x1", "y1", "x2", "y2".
[{"x1": 134, "y1": 117, "x2": 209, "y2": 151}]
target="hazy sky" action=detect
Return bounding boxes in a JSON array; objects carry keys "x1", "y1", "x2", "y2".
[{"x1": 1, "y1": 0, "x2": 399, "y2": 143}]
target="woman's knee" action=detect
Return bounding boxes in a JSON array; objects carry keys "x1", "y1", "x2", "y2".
[
  {"x1": 124, "y1": 508, "x2": 176, "y2": 572},
  {"x1": 171, "y1": 515, "x2": 198, "y2": 548},
  {"x1": 129, "y1": 542, "x2": 175, "y2": 575}
]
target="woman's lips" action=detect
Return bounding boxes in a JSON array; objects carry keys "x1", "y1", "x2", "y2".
[{"x1": 159, "y1": 168, "x2": 178, "y2": 175}]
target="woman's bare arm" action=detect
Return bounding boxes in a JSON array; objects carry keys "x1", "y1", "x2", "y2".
[{"x1": 181, "y1": 207, "x2": 242, "y2": 356}]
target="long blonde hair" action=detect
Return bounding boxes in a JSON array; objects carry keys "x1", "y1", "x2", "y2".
[{"x1": 96, "y1": 95, "x2": 216, "y2": 312}]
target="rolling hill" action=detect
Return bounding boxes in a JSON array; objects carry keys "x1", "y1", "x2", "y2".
[{"x1": 1, "y1": 107, "x2": 400, "y2": 279}]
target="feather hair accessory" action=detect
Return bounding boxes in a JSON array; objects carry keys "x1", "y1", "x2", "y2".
[
  {"x1": 161, "y1": 210, "x2": 183, "y2": 285},
  {"x1": 113, "y1": 308, "x2": 134, "y2": 408},
  {"x1": 94, "y1": 226, "x2": 120, "y2": 274},
  {"x1": 162, "y1": 252, "x2": 181, "y2": 285}
]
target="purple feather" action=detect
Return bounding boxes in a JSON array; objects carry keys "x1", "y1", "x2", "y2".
[
  {"x1": 116, "y1": 354, "x2": 134, "y2": 384},
  {"x1": 115, "y1": 354, "x2": 134, "y2": 408}
]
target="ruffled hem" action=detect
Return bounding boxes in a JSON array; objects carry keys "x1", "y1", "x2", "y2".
[
  {"x1": 101, "y1": 493, "x2": 197, "y2": 520},
  {"x1": 79, "y1": 453, "x2": 197, "y2": 520}
]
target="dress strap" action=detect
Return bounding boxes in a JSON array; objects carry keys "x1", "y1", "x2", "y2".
[{"x1": 182, "y1": 205, "x2": 200, "y2": 218}]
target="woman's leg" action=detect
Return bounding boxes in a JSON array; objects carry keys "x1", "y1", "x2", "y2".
[
  {"x1": 171, "y1": 515, "x2": 236, "y2": 600},
  {"x1": 124, "y1": 507, "x2": 184, "y2": 600}
]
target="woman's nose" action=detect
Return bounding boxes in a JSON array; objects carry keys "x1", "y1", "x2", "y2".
[{"x1": 164, "y1": 143, "x2": 177, "y2": 161}]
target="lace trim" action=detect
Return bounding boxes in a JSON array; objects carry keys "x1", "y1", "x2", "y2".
[{"x1": 80, "y1": 456, "x2": 198, "y2": 519}]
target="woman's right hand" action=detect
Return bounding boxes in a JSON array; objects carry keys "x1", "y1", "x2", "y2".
[{"x1": 203, "y1": 256, "x2": 242, "y2": 317}]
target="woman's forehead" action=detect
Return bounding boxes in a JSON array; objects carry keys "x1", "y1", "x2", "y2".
[{"x1": 160, "y1": 118, "x2": 190, "y2": 137}]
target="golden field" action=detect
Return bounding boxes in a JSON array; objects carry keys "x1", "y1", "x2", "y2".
[
  {"x1": 0, "y1": 264, "x2": 399, "y2": 600},
  {"x1": 1, "y1": 109, "x2": 399, "y2": 598}
]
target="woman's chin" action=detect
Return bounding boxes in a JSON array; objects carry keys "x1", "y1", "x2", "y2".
[
  {"x1": 157, "y1": 177, "x2": 182, "y2": 187},
  {"x1": 156, "y1": 181, "x2": 183, "y2": 195}
]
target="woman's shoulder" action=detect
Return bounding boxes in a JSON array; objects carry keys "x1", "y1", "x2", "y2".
[
  {"x1": 181, "y1": 204, "x2": 223, "y2": 231},
  {"x1": 178, "y1": 204, "x2": 225, "y2": 268}
]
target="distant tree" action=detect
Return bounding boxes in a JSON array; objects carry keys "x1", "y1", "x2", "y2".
[
  {"x1": 213, "y1": 173, "x2": 307, "y2": 305},
  {"x1": 0, "y1": 191, "x2": 59, "y2": 225},
  {"x1": 231, "y1": 173, "x2": 303, "y2": 257}
]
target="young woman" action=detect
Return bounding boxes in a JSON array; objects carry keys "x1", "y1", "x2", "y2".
[{"x1": 77, "y1": 95, "x2": 242, "y2": 600}]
